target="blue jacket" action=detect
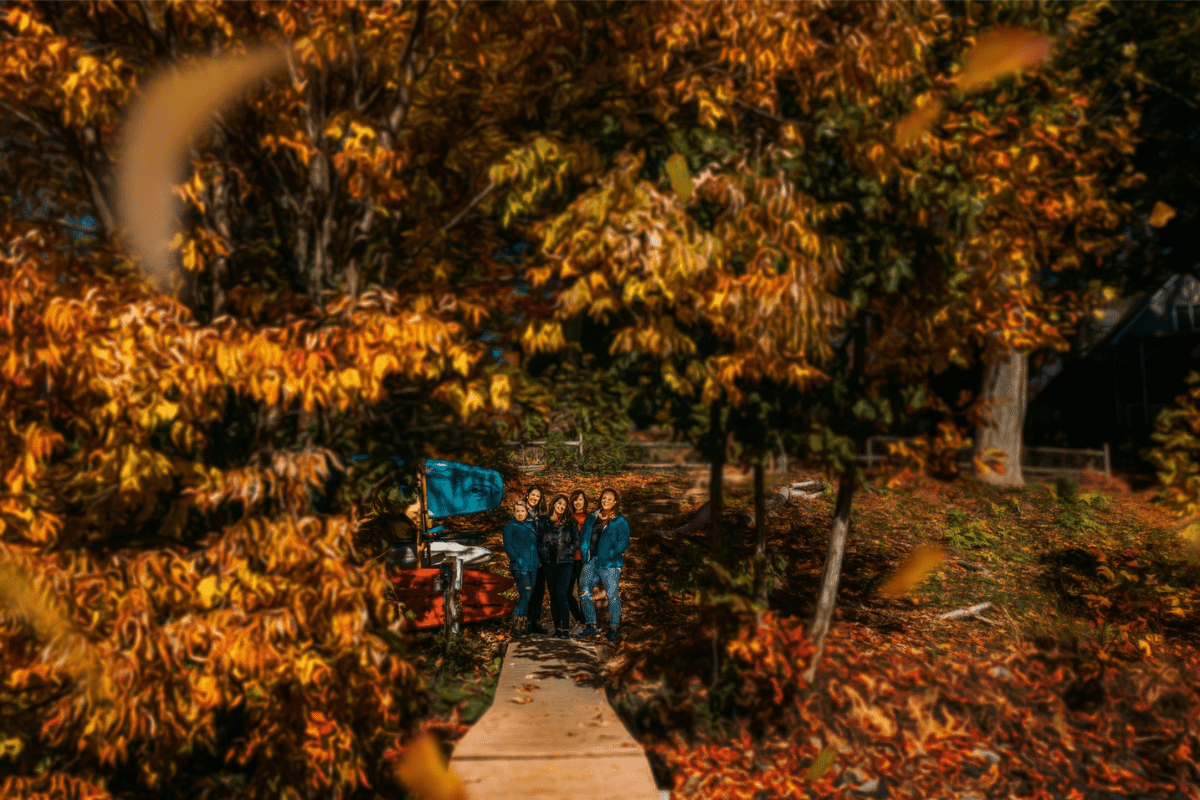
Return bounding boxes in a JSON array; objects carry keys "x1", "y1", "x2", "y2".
[
  {"x1": 502, "y1": 517, "x2": 540, "y2": 572},
  {"x1": 581, "y1": 512, "x2": 630, "y2": 569}
]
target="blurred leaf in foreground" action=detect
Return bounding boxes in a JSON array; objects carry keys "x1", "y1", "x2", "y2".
[
  {"x1": 955, "y1": 28, "x2": 1053, "y2": 92},
  {"x1": 395, "y1": 733, "x2": 468, "y2": 800},
  {"x1": 878, "y1": 544, "x2": 948, "y2": 598}
]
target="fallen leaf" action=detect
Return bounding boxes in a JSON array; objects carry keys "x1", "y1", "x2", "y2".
[
  {"x1": 665, "y1": 153, "x2": 693, "y2": 203},
  {"x1": 395, "y1": 733, "x2": 467, "y2": 800},
  {"x1": 1149, "y1": 200, "x2": 1176, "y2": 228},
  {"x1": 511, "y1": 696, "x2": 533, "y2": 704},
  {"x1": 895, "y1": 99, "x2": 944, "y2": 148},
  {"x1": 804, "y1": 746, "x2": 838, "y2": 781},
  {"x1": 955, "y1": 28, "x2": 1053, "y2": 92},
  {"x1": 520, "y1": 683, "x2": 540, "y2": 692},
  {"x1": 878, "y1": 544, "x2": 947, "y2": 597}
]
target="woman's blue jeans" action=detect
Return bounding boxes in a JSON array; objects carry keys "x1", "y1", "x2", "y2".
[
  {"x1": 578, "y1": 562, "x2": 622, "y2": 628},
  {"x1": 512, "y1": 569, "x2": 536, "y2": 618}
]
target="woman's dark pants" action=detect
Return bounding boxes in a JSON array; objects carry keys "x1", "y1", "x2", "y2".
[
  {"x1": 527, "y1": 565, "x2": 546, "y2": 624},
  {"x1": 546, "y1": 561, "x2": 575, "y2": 631}
]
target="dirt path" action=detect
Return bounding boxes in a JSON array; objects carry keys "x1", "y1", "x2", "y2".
[{"x1": 450, "y1": 637, "x2": 662, "y2": 800}]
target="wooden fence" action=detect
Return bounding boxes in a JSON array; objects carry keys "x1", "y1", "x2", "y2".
[
  {"x1": 507, "y1": 434, "x2": 1109, "y2": 478},
  {"x1": 860, "y1": 436, "x2": 1111, "y2": 478}
]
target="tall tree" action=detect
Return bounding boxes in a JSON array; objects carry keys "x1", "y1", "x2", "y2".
[
  {"x1": 519, "y1": 1, "x2": 1136, "y2": 678},
  {"x1": 0, "y1": 2, "x2": 627, "y2": 797}
]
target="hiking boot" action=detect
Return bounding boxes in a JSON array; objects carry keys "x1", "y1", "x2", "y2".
[
  {"x1": 511, "y1": 616, "x2": 527, "y2": 639},
  {"x1": 528, "y1": 619, "x2": 548, "y2": 635},
  {"x1": 581, "y1": 625, "x2": 598, "y2": 637},
  {"x1": 606, "y1": 627, "x2": 620, "y2": 643}
]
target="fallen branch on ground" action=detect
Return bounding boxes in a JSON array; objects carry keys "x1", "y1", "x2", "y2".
[
  {"x1": 938, "y1": 602, "x2": 993, "y2": 621},
  {"x1": 954, "y1": 559, "x2": 995, "y2": 577}
]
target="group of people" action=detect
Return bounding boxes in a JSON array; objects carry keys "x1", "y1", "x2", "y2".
[{"x1": 502, "y1": 485, "x2": 630, "y2": 642}]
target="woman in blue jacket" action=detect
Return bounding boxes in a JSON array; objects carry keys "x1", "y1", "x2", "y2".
[
  {"x1": 523, "y1": 485, "x2": 550, "y2": 634},
  {"x1": 578, "y1": 487, "x2": 630, "y2": 642},
  {"x1": 502, "y1": 500, "x2": 540, "y2": 638}
]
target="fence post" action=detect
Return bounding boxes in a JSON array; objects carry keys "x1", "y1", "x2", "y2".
[
  {"x1": 442, "y1": 557, "x2": 463, "y2": 652},
  {"x1": 1103, "y1": 442, "x2": 1111, "y2": 478},
  {"x1": 579, "y1": 430, "x2": 584, "y2": 465}
]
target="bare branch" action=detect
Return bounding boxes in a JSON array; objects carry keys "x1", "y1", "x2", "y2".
[
  {"x1": 938, "y1": 601, "x2": 994, "y2": 621},
  {"x1": 441, "y1": 179, "x2": 497, "y2": 233}
]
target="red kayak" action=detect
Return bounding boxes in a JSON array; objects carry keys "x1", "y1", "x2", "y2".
[{"x1": 389, "y1": 568, "x2": 515, "y2": 630}]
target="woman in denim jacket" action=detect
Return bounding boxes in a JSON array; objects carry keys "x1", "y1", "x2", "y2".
[
  {"x1": 540, "y1": 493, "x2": 581, "y2": 639},
  {"x1": 578, "y1": 487, "x2": 630, "y2": 642},
  {"x1": 502, "y1": 500, "x2": 540, "y2": 639}
]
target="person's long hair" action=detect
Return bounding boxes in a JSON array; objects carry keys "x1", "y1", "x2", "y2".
[
  {"x1": 548, "y1": 493, "x2": 570, "y2": 524},
  {"x1": 568, "y1": 489, "x2": 589, "y2": 517},
  {"x1": 524, "y1": 484, "x2": 547, "y2": 516}
]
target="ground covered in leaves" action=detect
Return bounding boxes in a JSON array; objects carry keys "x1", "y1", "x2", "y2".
[{"x1": 414, "y1": 466, "x2": 1200, "y2": 799}]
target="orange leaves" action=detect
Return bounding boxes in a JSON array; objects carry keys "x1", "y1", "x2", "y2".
[
  {"x1": 395, "y1": 734, "x2": 467, "y2": 800},
  {"x1": 1148, "y1": 200, "x2": 1176, "y2": 228},
  {"x1": 878, "y1": 544, "x2": 948, "y2": 598},
  {"x1": 954, "y1": 28, "x2": 1054, "y2": 92},
  {"x1": 116, "y1": 45, "x2": 289, "y2": 293}
]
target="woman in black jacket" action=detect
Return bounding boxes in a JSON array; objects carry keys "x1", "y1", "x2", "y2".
[{"x1": 541, "y1": 493, "x2": 581, "y2": 639}]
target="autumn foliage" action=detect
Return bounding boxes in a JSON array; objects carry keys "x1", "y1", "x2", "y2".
[
  {"x1": 1, "y1": 0, "x2": 1197, "y2": 798},
  {"x1": 648, "y1": 616, "x2": 1200, "y2": 799}
]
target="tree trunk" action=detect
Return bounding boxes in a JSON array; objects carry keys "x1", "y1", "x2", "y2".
[
  {"x1": 753, "y1": 462, "x2": 768, "y2": 607},
  {"x1": 802, "y1": 469, "x2": 857, "y2": 683},
  {"x1": 709, "y1": 403, "x2": 724, "y2": 550},
  {"x1": 974, "y1": 347, "x2": 1027, "y2": 489}
]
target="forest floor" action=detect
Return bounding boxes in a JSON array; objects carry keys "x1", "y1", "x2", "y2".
[{"x1": 403, "y1": 466, "x2": 1200, "y2": 800}]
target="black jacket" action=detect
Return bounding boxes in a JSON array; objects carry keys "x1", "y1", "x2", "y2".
[{"x1": 539, "y1": 514, "x2": 580, "y2": 564}]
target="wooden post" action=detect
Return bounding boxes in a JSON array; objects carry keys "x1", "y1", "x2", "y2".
[
  {"x1": 442, "y1": 557, "x2": 463, "y2": 650},
  {"x1": 754, "y1": 463, "x2": 768, "y2": 607},
  {"x1": 416, "y1": 460, "x2": 433, "y2": 569},
  {"x1": 1103, "y1": 442, "x2": 1111, "y2": 478}
]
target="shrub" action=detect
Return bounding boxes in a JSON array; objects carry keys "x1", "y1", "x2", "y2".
[{"x1": 944, "y1": 507, "x2": 996, "y2": 550}]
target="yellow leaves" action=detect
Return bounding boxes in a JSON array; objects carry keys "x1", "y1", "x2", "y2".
[
  {"x1": 0, "y1": 733, "x2": 23, "y2": 759},
  {"x1": 1149, "y1": 201, "x2": 1176, "y2": 228},
  {"x1": 373, "y1": 352, "x2": 399, "y2": 383},
  {"x1": 116, "y1": 44, "x2": 290, "y2": 293},
  {"x1": 878, "y1": 545, "x2": 947, "y2": 598},
  {"x1": 196, "y1": 575, "x2": 220, "y2": 610},
  {"x1": 488, "y1": 373, "x2": 511, "y2": 411},
  {"x1": 665, "y1": 153, "x2": 693, "y2": 203},
  {"x1": 452, "y1": 349, "x2": 472, "y2": 378},
  {"x1": 894, "y1": 98, "x2": 944, "y2": 148},
  {"x1": 395, "y1": 734, "x2": 467, "y2": 800},
  {"x1": 338, "y1": 368, "x2": 362, "y2": 391},
  {"x1": 194, "y1": 673, "x2": 221, "y2": 707},
  {"x1": 954, "y1": 28, "x2": 1053, "y2": 92}
]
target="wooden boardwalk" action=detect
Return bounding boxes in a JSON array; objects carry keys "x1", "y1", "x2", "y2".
[{"x1": 451, "y1": 637, "x2": 662, "y2": 800}]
